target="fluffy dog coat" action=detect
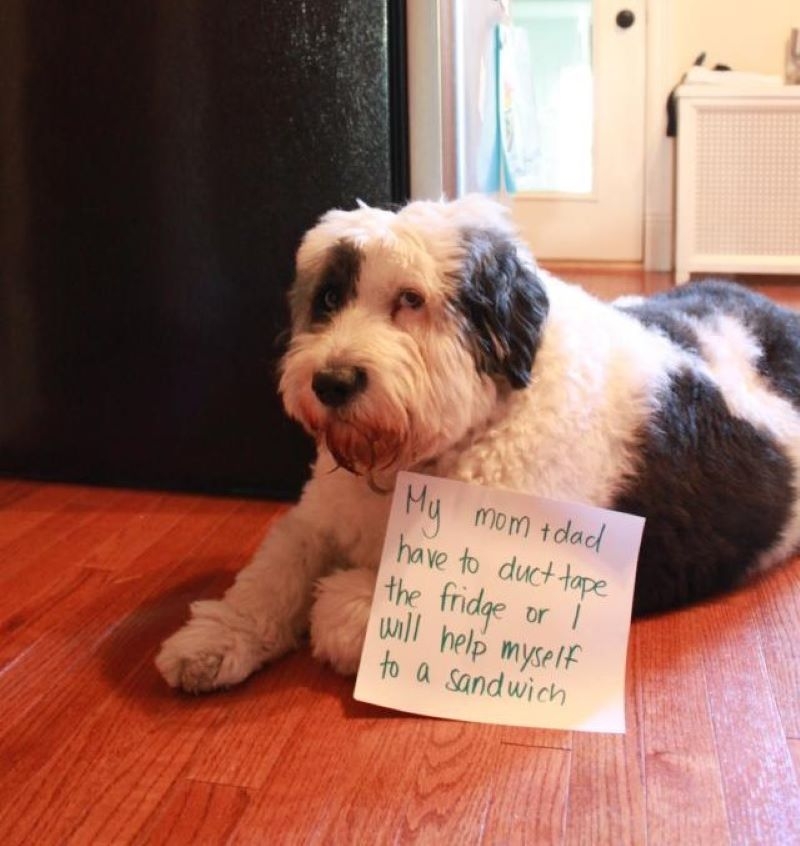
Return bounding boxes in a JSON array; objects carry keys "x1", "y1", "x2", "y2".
[{"x1": 156, "y1": 195, "x2": 800, "y2": 692}]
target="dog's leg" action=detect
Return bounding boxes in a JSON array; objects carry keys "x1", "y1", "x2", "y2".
[
  {"x1": 155, "y1": 507, "x2": 330, "y2": 693},
  {"x1": 309, "y1": 567, "x2": 376, "y2": 675}
]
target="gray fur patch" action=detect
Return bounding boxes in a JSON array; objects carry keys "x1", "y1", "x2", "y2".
[
  {"x1": 619, "y1": 280, "x2": 800, "y2": 410},
  {"x1": 290, "y1": 240, "x2": 362, "y2": 329},
  {"x1": 453, "y1": 227, "x2": 549, "y2": 389},
  {"x1": 615, "y1": 366, "x2": 793, "y2": 615}
]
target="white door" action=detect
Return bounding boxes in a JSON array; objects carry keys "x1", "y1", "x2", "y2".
[
  {"x1": 407, "y1": 0, "x2": 647, "y2": 262},
  {"x1": 508, "y1": 0, "x2": 646, "y2": 261}
]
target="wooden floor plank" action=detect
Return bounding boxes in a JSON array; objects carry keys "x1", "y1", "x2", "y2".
[
  {"x1": 790, "y1": 739, "x2": 800, "y2": 780},
  {"x1": 0, "y1": 483, "x2": 115, "y2": 556},
  {"x1": 4, "y1": 690, "x2": 216, "y2": 846},
  {"x1": 0, "y1": 488, "x2": 175, "y2": 624},
  {"x1": 77, "y1": 491, "x2": 208, "y2": 574},
  {"x1": 698, "y1": 592, "x2": 800, "y2": 845},
  {"x1": 182, "y1": 652, "x2": 330, "y2": 791},
  {"x1": 58, "y1": 706, "x2": 221, "y2": 846},
  {"x1": 0, "y1": 494, "x2": 235, "y2": 715},
  {"x1": 0, "y1": 622, "x2": 203, "y2": 841},
  {"x1": 0, "y1": 493, "x2": 258, "y2": 672},
  {"x1": 481, "y1": 744, "x2": 570, "y2": 845},
  {"x1": 637, "y1": 609, "x2": 729, "y2": 844},
  {"x1": 228, "y1": 700, "x2": 502, "y2": 845},
  {"x1": 375, "y1": 719, "x2": 500, "y2": 844},
  {"x1": 563, "y1": 630, "x2": 645, "y2": 846},
  {"x1": 0, "y1": 487, "x2": 161, "y2": 571},
  {"x1": 754, "y1": 560, "x2": 800, "y2": 738},
  {"x1": 132, "y1": 779, "x2": 251, "y2": 846},
  {"x1": 0, "y1": 497, "x2": 274, "y2": 844},
  {"x1": 0, "y1": 479, "x2": 37, "y2": 508},
  {"x1": 0, "y1": 498, "x2": 265, "y2": 803}
]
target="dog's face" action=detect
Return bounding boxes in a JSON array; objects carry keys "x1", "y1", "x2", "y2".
[{"x1": 279, "y1": 196, "x2": 549, "y2": 476}]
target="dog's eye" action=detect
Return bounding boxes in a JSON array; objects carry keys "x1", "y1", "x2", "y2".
[
  {"x1": 396, "y1": 290, "x2": 425, "y2": 311},
  {"x1": 322, "y1": 287, "x2": 340, "y2": 311},
  {"x1": 312, "y1": 284, "x2": 342, "y2": 320}
]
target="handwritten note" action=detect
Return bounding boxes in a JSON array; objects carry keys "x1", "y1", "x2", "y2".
[{"x1": 354, "y1": 472, "x2": 645, "y2": 733}]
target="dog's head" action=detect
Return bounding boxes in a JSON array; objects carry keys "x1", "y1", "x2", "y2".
[{"x1": 279, "y1": 195, "x2": 549, "y2": 477}]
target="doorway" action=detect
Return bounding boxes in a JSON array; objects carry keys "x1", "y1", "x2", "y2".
[
  {"x1": 407, "y1": 0, "x2": 657, "y2": 264},
  {"x1": 508, "y1": 0, "x2": 647, "y2": 261}
]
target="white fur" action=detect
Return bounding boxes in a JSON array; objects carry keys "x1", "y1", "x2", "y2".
[{"x1": 155, "y1": 196, "x2": 800, "y2": 692}]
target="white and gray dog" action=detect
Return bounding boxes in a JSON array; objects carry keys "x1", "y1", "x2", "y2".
[{"x1": 157, "y1": 195, "x2": 800, "y2": 692}]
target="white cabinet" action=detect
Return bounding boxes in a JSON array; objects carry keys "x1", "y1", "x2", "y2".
[{"x1": 674, "y1": 84, "x2": 800, "y2": 284}]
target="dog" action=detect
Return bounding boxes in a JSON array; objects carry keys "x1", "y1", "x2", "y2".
[{"x1": 156, "y1": 195, "x2": 800, "y2": 693}]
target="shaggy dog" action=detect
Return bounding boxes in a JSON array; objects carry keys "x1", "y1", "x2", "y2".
[{"x1": 156, "y1": 195, "x2": 800, "y2": 693}]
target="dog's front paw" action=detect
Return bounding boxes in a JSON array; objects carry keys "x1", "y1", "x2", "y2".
[
  {"x1": 155, "y1": 599, "x2": 291, "y2": 693},
  {"x1": 310, "y1": 568, "x2": 376, "y2": 676}
]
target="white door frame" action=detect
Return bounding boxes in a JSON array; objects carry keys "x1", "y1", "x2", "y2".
[
  {"x1": 642, "y1": 0, "x2": 675, "y2": 271},
  {"x1": 407, "y1": 0, "x2": 676, "y2": 270}
]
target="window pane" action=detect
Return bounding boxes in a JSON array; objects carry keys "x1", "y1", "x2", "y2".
[{"x1": 510, "y1": 0, "x2": 593, "y2": 194}]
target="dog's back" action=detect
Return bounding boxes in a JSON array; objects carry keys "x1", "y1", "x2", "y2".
[
  {"x1": 618, "y1": 280, "x2": 800, "y2": 402},
  {"x1": 612, "y1": 280, "x2": 800, "y2": 614}
]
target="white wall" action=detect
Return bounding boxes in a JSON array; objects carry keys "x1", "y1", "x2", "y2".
[
  {"x1": 672, "y1": 0, "x2": 797, "y2": 78},
  {"x1": 647, "y1": 0, "x2": 797, "y2": 270}
]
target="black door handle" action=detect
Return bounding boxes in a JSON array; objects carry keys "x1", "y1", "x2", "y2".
[{"x1": 616, "y1": 9, "x2": 636, "y2": 28}]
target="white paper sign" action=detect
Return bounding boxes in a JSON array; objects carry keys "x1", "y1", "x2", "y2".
[{"x1": 354, "y1": 472, "x2": 645, "y2": 733}]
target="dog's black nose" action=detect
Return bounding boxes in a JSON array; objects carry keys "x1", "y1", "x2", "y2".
[{"x1": 312, "y1": 366, "x2": 368, "y2": 408}]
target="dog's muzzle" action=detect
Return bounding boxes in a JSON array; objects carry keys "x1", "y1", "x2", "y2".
[{"x1": 311, "y1": 366, "x2": 368, "y2": 409}]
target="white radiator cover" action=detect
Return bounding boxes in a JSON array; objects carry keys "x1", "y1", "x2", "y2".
[{"x1": 675, "y1": 84, "x2": 800, "y2": 284}]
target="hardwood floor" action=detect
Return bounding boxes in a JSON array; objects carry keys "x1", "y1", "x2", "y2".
[{"x1": 1, "y1": 270, "x2": 799, "y2": 845}]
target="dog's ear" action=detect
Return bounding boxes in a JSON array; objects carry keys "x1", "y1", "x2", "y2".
[{"x1": 454, "y1": 227, "x2": 549, "y2": 389}]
